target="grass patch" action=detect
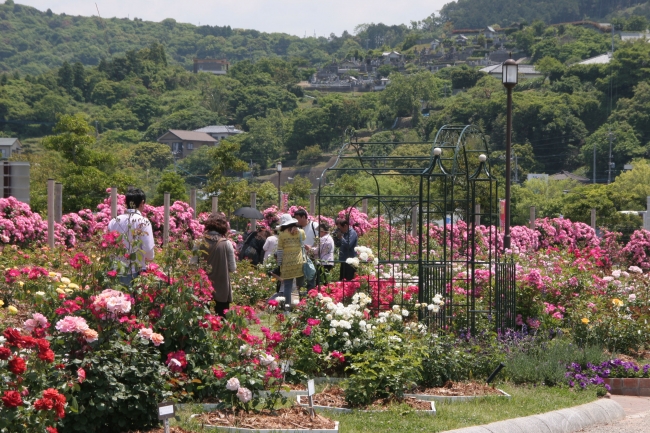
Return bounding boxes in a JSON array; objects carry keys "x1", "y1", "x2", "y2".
[{"x1": 169, "y1": 384, "x2": 598, "y2": 432}]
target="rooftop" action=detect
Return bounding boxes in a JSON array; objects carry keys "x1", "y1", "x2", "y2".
[
  {"x1": 194, "y1": 125, "x2": 243, "y2": 135},
  {"x1": 576, "y1": 53, "x2": 612, "y2": 65},
  {"x1": 0, "y1": 138, "x2": 20, "y2": 147},
  {"x1": 164, "y1": 130, "x2": 217, "y2": 142}
]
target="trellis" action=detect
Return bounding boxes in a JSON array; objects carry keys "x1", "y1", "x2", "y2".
[{"x1": 317, "y1": 125, "x2": 516, "y2": 332}]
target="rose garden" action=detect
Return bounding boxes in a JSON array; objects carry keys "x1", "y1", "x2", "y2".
[{"x1": 0, "y1": 183, "x2": 649, "y2": 433}]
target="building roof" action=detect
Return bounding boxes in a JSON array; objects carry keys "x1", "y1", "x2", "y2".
[
  {"x1": 620, "y1": 31, "x2": 650, "y2": 41},
  {"x1": 486, "y1": 26, "x2": 496, "y2": 32},
  {"x1": 382, "y1": 51, "x2": 401, "y2": 56},
  {"x1": 549, "y1": 170, "x2": 590, "y2": 182},
  {"x1": 162, "y1": 130, "x2": 218, "y2": 142},
  {"x1": 0, "y1": 138, "x2": 20, "y2": 147},
  {"x1": 576, "y1": 53, "x2": 611, "y2": 65},
  {"x1": 479, "y1": 64, "x2": 540, "y2": 75},
  {"x1": 194, "y1": 125, "x2": 243, "y2": 135}
]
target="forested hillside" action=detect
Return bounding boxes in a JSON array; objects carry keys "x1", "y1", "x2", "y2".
[{"x1": 440, "y1": 0, "x2": 649, "y2": 29}]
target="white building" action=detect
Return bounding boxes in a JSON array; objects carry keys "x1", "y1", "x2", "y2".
[{"x1": 0, "y1": 138, "x2": 21, "y2": 159}]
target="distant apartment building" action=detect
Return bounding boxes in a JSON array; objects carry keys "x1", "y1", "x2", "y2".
[
  {"x1": 0, "y1": 161, "x2": 30, "y2": 204},
  {"x1": 194, "y1": 125, "x2": 243, "y2": 141},
  {"x1": 157, "y1": 130, "x2": 218, "y2": 159},
  {"x1": 193, "y1": 58, "x2": 230, "y2": 75},
  {"x1": 0, "y1": 138, "x2": 21, "y2": 159}
]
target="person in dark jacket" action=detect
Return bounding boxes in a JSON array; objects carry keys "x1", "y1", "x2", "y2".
[
  {"x1": 335, "y1": 218, "x2": 358, "y2": 281},
  {"x1": 198, "y1": 214, "x2": 236, "y2": 317}
]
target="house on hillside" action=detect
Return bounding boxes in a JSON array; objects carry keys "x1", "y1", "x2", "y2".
[
  {"x1": 0, "y1": 138, "x2": 21, "y2": 159},
  {"x1": 484, "y1": 26, "x2": 499, "y2": 39},
  {"x1": 382, "y1": 51, "x2": 402, "y2": 64},
  {"x1": 454, "y1": 34, "x2": 469, "y2": 45},
  {"x1": 193, "y1": 59, "x2": 230, "y2": 75},
  {"x1": 620, "y1": 31, "x2": 650, "y2": 42},
  {"x1": 194, "y1": 125, "x2": 243, "y2": 141},
  {"x1": 157, "y1": 130, "x2": 218, "y2": 159},
  {"x1": 576, "y1": 53, "x2": 611, "y2": 65}
]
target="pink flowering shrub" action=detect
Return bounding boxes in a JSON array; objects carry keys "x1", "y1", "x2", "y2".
[
  {"x1": 620, "y1": 229, "x2": 650, "y2": 269},
  {"x1": 338, "y1": 207, "x2": 371, "y2": 236}
]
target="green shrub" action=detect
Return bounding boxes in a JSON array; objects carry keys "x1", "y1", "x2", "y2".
[
  {"x1": 60, "y1": 339, "x2": 169, "y2": 433},
  {"x1": 504, "y1": 338, "x2": 605, "y2": 386},
  {"x1": 297, "y1": 144, "x2": 322, "y2": 165}
]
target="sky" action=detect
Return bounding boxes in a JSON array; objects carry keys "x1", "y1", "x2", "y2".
[{"x1": 17, "y1": 0, "x2": 450, "y2": 37}]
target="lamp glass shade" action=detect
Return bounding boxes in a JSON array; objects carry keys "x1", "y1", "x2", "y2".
[
  {"x1": 276, "y1": 162, "x2": 282, "y2": 172},
  {"x1": 502, "y1": 61, "x2": 518, "y2": 85}
]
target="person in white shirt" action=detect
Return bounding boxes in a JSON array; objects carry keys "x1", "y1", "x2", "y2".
[
  {"x1": 107, "y1": 188, "x2": 155, "y2": 286},
  {"x1": 314, "y1": 222, "x2": 335, "y2": 284},
  {"x1": 292, "y1": 209, "x2": 319, "y2": 289},
  {"x1": 262, "y1": 229, "x2": 278, "y2": 262}
]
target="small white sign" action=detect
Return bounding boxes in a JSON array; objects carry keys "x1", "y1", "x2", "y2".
[
  {"x1": 157, "y1": 403, "x2": 175, "y2": 420},
  {"x1": 307, "y1": 379, "x2": 316, "y2": 397}
]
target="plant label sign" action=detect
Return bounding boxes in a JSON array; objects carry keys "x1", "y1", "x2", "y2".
[
  {"x1": 307, "y1": 379, "x2": 316, "y2": 418},
  {"x1": 157, "y1": 402, "x2": 175, "y2": 420}
]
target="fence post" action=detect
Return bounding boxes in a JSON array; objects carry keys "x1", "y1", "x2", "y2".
[
  {"x1": 250, "y1": 191, "x2": 257, "y2": 230},
  {"x1": 54, "y1": 182, "x2": 63, "y2": 223},
  {"x1": 190, "y1": 188, "x2": 197, "y2": 219},
  {"x1": 590, "y1": 208, "x2": 596, "y2": 230},
  {"x1": 362, "y1": 198, "x2": 368, "y2": 215},
  {"x1": 474, "y1": 203, "x2": 481, "y2": 226},
  {"x1": 163, "y1": 192, "x2": 170, "y2": 246},
  {"x1": 309, "y1": 191, "x2": 316, "y2": 215},
  {"x1": 411, "y1": 205, "x2": 418, "y2": 237},
  {"x1": 530, "y1": 206, "x2": 536, "y2": 230},
  {"x1": 212, "y1": 196, "x2": 219, "y2": 214},
  {"x1": 47, "y1": 179, "x2": 55, "y2": 249},
  {"x1": 110, "y1": 186, "x2": 118, "y2": 219}
]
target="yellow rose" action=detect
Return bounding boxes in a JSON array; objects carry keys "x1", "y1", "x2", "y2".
[
  {"x1": 18, "y1": 282, "x2": 24, "y2": 287},
  {"x1": 60, "y1": 277, "x2": 71, "y2": 285},
  {"x1": 56, "y1": 288, "x2": 66, "y2": 294},
  {"x1": 612, "y1": 298, "x2": 624, "y2": 307},
  {"x1": 64, "y1": 288, "x2": 73, "y2": 294},
  {"x1": 68, "y1": 283, "x2": 79, "y2": 290},
  {"x1": 48, "y1": 271, "x2": 58, "y2": 277},
  {"x1": 35, "y1": 291, "x2": 46, "y2": 297},
  {"x1": 8, "y1": 305, "x2": 18, "y2": 314},
  {"x1": 0, "y1": 300, "x2": 4, "y2": 307},
  {"x1": 581, "y1": 318, "x2": 589, "y2": 324}
]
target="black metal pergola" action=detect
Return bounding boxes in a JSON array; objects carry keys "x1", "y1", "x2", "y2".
[{"x1": 317, "y1": 125, "x2": 516, "y2": 333}]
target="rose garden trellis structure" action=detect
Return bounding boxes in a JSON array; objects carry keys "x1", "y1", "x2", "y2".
[{"x1": 317, "y1": 125, "x2": 516, "y2": 332}]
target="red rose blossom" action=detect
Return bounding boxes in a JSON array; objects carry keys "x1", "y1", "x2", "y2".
[
  {"x1": 8, "y1": 357, "x2": 27, "y2": 375},
  {"x1": 46, "y1": 427, "x2": 58, "y2": 433},
  {"x1": 0, "y1": 347, "x2": 11, "y2": 360},
  {"x1": 1, "y1": 390, "x2": 23, "y2": 408}
]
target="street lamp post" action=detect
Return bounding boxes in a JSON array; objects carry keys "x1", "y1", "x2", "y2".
[
  {"x1": 502, "y1": 55, "x2": 518, "y2": 250},
  {"x1": 276, "y1": 162, "x2": 282, "y2": 209}
]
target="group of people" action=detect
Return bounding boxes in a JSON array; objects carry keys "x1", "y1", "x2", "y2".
[{"x1": 109, "y1": 187, "x2": 359, "y2": 316}]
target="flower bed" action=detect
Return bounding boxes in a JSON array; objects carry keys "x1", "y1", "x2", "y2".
[
  {"x1": 296, "y1": 387, "x2": 435, "y2": 414},
  {"x1": 194, "y1": 406, "x2": 338, "y2": 431}
]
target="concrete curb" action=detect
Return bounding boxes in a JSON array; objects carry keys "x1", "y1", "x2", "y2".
[{"x1": 442, "y1": 398, "x2": 626, "y2": 433}]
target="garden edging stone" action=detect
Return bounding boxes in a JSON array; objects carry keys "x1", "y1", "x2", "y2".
[
  {"x1": 404, "y1": 388, "x2": 510, "y2": 402},
  {"x1": 441, "y1": 398, "x2": 625, "y2": 433}
]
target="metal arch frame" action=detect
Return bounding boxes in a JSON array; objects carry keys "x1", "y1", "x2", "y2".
[{"x1": 316, "y1": 125, "x2": 516, "y2": 332}]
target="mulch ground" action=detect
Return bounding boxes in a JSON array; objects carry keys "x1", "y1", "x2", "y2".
[
  {"x1": 127, "y1": 429, "x2": 194, "y2": 433},
  {"x1": 197, "y1": 406, "x2": 336, "y2": 430},
  {"x1": 412, "y1": 381, "x2": 504, "y2": 396},
  {"x1": 298, "y1": 386, "x2": 432, "y2": 411}
]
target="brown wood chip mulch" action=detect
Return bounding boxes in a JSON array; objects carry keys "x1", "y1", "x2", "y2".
[
  {"x1": 413, "y1": 381, "x2": 503, "y2": 396},
  {"x1": 197, "y1": 406, "x2": 336, "y2": 430},
  {"x1": 298, "y1": 386, "x2": 432, "y2": 411}
]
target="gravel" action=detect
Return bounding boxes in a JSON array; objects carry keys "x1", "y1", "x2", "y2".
[{"x1": 577, "y1": 410, "x2": 650, "y2": 433}]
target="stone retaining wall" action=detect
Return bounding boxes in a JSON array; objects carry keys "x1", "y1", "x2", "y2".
[{"x1": 604, "y1": 378, "x2": 650, "y2": 396}]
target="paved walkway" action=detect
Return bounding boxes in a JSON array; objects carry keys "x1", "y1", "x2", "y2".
[
  {"x1": 577, "y1": 395, "x2": 650, "y2": 433},
  {"x1": 442, "y1": 395, "x2": 648, "y2": 433}
]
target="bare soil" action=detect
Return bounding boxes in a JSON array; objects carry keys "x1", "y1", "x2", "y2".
[
  {"x1": 298, "y1": 386, "x2": 432, "y2": 410},
  {"x1": 412, "y1": 381, "x2": 504, "y2": 396},
  {"x1": 197, "y1": 406, "x2": 336, "y2": 430}
]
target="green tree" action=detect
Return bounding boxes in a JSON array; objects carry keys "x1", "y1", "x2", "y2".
[
  {"x1": 131, "y1": 142, "x2": 173, "y2": 171},
  {"x1": 381, "y1": 71, "x2": 442, "y2": 121},
  {"x1": 43, "y1": 114, "x2": 96, "y2": 165},
  {"x1": 581, "y1": 122, "x2": 645, "y2": 182},
  {"x1": 624, "y1": 16, "x2": 649, "y2": 32},
  {"x1": 536, "y1": 56, "x2": 565, "y2": 83},
  {"x1": 152, "y1": 171, "x2": 188, "y2": 206}
]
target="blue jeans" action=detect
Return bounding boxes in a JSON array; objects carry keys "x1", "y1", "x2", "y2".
[
  {"x1": 118, "y1": 270, "x2": 141, "y2": 287},
  {"x1": 281, "y1": 276, "x2": 305, "y2": 308}
]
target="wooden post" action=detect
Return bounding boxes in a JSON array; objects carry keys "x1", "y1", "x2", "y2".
[
  {"x1": 590, "y1": 208, "x2": 596, "y2": 230},
  {"x1": 362, "y1": 198, "x2": 368, "y2": 215},
  {"x1": 212, "y1": 196, "x2": 219, "y2": 214},
  {"x1": 309, "y1": 191, "x2": 316, "y2": 215},
  {"x1": 474, "y1": 203, "x2": 481, "y2": 226},
  {"x1": 54, "y1": 182, "x2": 63, "y2": 223},
  {"x1": 163, "y1": 192, "x2": 170, "y2": 246},
  {"x1": 190, "y1": 188, "x2": 197, "y2": 219},
  {"x1": 530, "y1": 206, "x2": 536, "y2": 230},
  {"x1": 250, "y1": 191, "x2": 257, "y2": 230},
  {"x1": 47, "y1": 179, "x2": 55, "y2": 249},
  {"x1": 110, "y1": 186, "x2": 118, "y2": 219},
  {"x1": 411, "y1": 206, "x2": 418, "y2": 237}
]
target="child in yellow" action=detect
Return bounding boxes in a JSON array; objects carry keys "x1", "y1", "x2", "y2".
[{"x1": 276, "y1": 214, "x2": 306, "y2": 310}]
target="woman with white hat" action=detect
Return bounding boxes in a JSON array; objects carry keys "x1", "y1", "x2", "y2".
[{"x1": 276, "y1": 213, "x2": 305, "y2": 310}]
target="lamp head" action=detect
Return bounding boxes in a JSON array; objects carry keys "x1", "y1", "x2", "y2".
[
  {"x1": 479, "y1": 154, "x2": 487, "y2": 162},
  {"x1": 276, "y1": 162, "x2": 282, "y2": 172},
  {"x1": 433, "y1": 147, "x2": 442, "y2": 156},
  {"x1": 502, "y1": 57, "x2": 518, "y2": 88}
]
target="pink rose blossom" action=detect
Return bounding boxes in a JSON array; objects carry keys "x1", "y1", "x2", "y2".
[
  {"x1": 236, "y1": 387, "x2": 252, "y2": 403},
  {"x1": 55, "y1": 316, "x2": 89, "y2": 333}
]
